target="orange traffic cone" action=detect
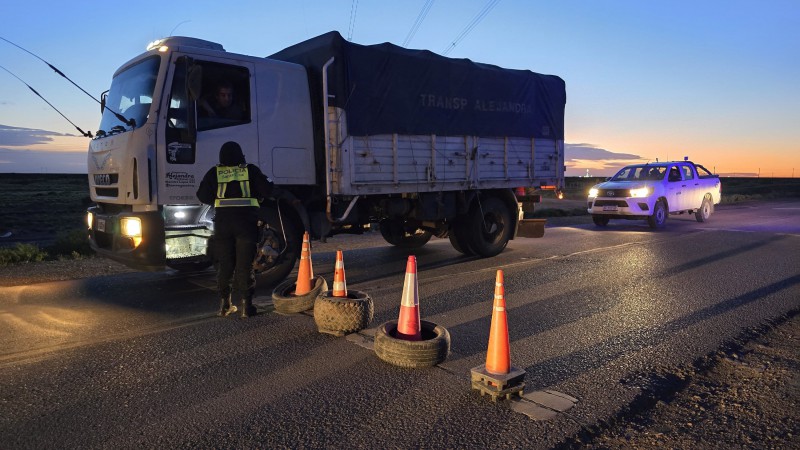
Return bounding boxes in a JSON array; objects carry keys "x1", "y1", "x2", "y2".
[
  {"x1": 303, "y1": 232, "x2": 314, "y2": 279},
  {"x1": 396, "y1": 255, "x2": 421, "y2": 341},
  {"x1": 332, "y1": 250, "x2": 347, "y2": 297},
  {"x1": 485, "y1": 269, "x2": 510, "y2": 374},
  {"x1": 294, "y1": 232, "x2": 313, "y2": 295}
]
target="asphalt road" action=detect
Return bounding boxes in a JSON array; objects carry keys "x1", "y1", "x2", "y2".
[{"x1": 1, "y1": 200, "x2": 798, "y2": 449}]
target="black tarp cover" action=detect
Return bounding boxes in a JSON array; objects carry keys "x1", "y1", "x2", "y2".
[{"x1": 268, "y1": 31, "x2": 565, "y2": 140}]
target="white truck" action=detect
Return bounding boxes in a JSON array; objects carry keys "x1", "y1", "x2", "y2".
[
  {"x1": 86, "y1": 31, "x2": 566, "y2": 284},
  {"x1": 587, "y1": 160, "x2": 721, "y2": 228}
]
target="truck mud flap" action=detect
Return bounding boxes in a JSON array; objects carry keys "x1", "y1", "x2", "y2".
[{"x1": 516, "y1": 219, "x2": 546, "y2": 238}]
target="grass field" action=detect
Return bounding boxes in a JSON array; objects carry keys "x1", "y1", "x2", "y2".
[{"x1": 1, "y1": 173, "x2": 798, "y2": 262}]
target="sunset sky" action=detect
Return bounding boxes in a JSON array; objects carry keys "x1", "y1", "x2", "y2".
[{"x1": 1, "y1": 0, "x2": 798, "y2": 177}]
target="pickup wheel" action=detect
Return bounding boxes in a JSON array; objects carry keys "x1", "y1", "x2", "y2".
[
  {"x1": 592, "y1": 215, "x2": 610, "y2": 227},
  {"x1": 464, "y1": 196, "x2": 512, "y2": 257},
  {"x1": 379, "y1": 219, "x2": 433, "y2": 248},
  {"x1": 647, "y1": 200, "x2": 668, "y2": 229},
  {"x1": 695, "y1": 195, "x2": 713, "y2": 222}
]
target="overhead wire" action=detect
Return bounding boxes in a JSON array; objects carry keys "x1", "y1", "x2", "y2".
[
  {"x1": 0, "y1": 64, "x2": 92, "y2": 137},
  {"x1": 442, "y1": 0, "x2": 501, "y2": 56},
  {"x1": 402, "y1": 0, "x2": 436, "y2": 47},
  {"x1": 0, "y1": 35, "x2": 100, "y2": 106}
]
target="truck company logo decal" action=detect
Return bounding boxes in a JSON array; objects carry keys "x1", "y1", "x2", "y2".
[
  {"x1": 607, "y1": 191, "x2": 615, "y2": 196},
  {"x1": 165, "y1": 171, "x2": 195, "y2": 188},
  {"x1": 419, "y1": 94, "x2": 532, "y2": 114}
]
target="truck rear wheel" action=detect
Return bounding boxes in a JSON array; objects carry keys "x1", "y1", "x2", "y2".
[
  {"x1": 464, "y1": 196, "x2": 512, "y2": 257},
  {"x1": 379, "y1": 219, "x2": 432, "y2": 248},
  {"x1": 695, "y1": 195, "x2": 712, "y2": 222},
  {"x1": 448, "y1": 223, "x2": 475, "y2": 255},
  {"x1": 647, "y1": 200, "x2": 667, "y2": 229}
]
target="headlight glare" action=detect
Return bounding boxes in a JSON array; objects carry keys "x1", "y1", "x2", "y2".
[
  {"x1": 629, "y1": 187, "x2": 650, "y2": 198},
  {"x1": 588, "y1": 188, "x2": 599, "y2": 198}
]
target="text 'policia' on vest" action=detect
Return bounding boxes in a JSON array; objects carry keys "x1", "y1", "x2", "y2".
[
  {"x1": 85, "y1": 30, "x2": 566, "y2": 286},
  {"x1": 215, "y1": 165, "x2": 258, "y2": 208}
]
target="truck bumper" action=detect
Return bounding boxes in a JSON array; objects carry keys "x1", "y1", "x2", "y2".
[{"x1": 88, "y1": 206, "x2": 168, "y2": 271}]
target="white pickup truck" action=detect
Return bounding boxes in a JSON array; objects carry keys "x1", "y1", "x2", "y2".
[{"x1": 587, "y1": 160, "x2": 721, "y2": 228}]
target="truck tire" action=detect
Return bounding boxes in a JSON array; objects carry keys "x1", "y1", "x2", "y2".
[
  {"x1": 464, "y1": 196, "x2": 512, "y2": 257},
  {"x1": 647, "y1": 200, "x2": 668, "y2": 229},
  {"x1": 592, "y1": 215, "x2": 610, "y2": 227},
  {"x1": 379, "y1": 219, "x2": 433, "y2": 248},
  {"x1": 448, "y1": 221, "x2": 475, "y2": 255},
  {"x1": 695, "y1": 195, "x2": 713, "y2": 222},
  {"x1": 373, "y1": 320, "x2": 450, "y2": 368},
  {"x1": 313, "y1": 289, "x2": 374, "y2": 336},
  {"x1": 253, "y1": 206, "x2": 302, "y2": 288}
]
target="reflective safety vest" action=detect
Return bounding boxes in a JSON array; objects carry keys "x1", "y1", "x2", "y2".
[{"x1": 214, "y1": 165, "x2": 259, "y2": 207}]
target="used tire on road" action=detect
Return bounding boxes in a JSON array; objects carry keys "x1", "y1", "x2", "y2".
[
  {"x1": 272, "y1": 276, "x2": 328, "y2": 314},
  {"x1": 313, "y1": 289, "x2": 374, "y2": 336},
  {"x1": 374, "y1": 320, "x2": 450, "y2": 368}
]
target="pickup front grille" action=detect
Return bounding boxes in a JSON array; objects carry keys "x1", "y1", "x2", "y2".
[
  {"x1": 594, "y1": 199, "x2": 628, "y2": 207},
  {"x1": 599, "y1": 189, "x2": 630, "y2": 197}
]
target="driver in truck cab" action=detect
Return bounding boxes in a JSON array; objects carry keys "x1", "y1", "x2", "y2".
[{"x1": 196, "y1": 141, "x2": 273, "y2": 318}]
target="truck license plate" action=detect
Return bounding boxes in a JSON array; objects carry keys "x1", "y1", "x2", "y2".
[
  {"x1": 97, "y1": 218, "x2": 106, "y2": 232},
  {"x1": 602, "y1": 206, "x2": 618, "y2": 212}
]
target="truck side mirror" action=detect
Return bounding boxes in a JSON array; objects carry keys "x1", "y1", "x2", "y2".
[{"x1": 100, "y1": 90, "x2": 108, "y2": 114}]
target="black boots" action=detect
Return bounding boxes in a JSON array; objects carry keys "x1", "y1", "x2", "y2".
[
  {"x1": 241, "y1": 298, "x2": 257, "y2": 318},
  {"x1": 217, "y1": 296, "x2": 238, "y2": 317}
]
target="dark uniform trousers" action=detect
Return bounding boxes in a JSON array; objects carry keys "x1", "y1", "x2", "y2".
[{"x1": 214, "y1": 212, "x2": 258, "y2": 301}]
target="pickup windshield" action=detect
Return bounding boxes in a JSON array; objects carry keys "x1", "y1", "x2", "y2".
[
  {"x1": 97, "y1": 56, "x2": 160, "y2": 134},
  {"x1": 610, "y1": 165, "x2": 667, "y2": 181}
]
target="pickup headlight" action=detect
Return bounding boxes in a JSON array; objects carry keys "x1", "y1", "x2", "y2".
[
  {"x1": 588, "y1": 188, "x2": 599, "y2": 198},
  {"x1": 629, "y1": 187, "x2": 651, "y2": 198}
]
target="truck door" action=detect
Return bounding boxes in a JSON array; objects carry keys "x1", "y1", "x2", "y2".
[
  {"x1": 158, "y1": 55, "x2": 258, "y2": 205},
  {"x1": 666, "y1": 165, "x2": 683, "y2": 212}
]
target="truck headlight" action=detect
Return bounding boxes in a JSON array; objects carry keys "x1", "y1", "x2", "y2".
[
  {"x1": 629, "y1": 187, "x2": 650, "y2": 198},
  {"x1": 87, "y1": 212, "x2": 93, "y2": 229},
  {"x1": 588, "y1": 188, "x2": 599, "y2": 198},
  {"x1": 121, "y1": 217, "x2": 143, "y2": 247}
]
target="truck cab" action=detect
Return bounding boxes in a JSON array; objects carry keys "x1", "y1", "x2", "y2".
[{"x1": 87, "y1": 37, "x2": 315, "y2": 271}]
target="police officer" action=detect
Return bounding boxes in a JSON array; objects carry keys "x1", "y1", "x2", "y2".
[{"x1": 197, "y1": 141, "x2": 273, "y2": 317}]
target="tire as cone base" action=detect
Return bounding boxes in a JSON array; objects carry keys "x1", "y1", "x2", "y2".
[{"x1": 374, "y1": 320, "x2": 450, "y2": 368}]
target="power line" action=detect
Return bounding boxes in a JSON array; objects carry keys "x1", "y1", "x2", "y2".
[
  {"x1": 442, "y1": 0, "x2": 501, "y2": 56},
  {"x1": 403, "y1": 0, "x2": 436, "y2": 47},
  {"x1": 347, "y1": 0, "x2": 359, "y2": 41}
]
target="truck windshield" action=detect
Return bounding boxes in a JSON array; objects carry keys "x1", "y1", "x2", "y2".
[
  {"x1": 611, "y1": 165, "x2": 666, "y2": 181},
  {"x1": 97, "y1": 56, "x2": 160, "y2": 134}
]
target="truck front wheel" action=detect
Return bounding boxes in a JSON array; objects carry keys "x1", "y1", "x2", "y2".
[
  {"x1": 647, "y1": 200, "x2": 668, "y2": 229},
  {"x1": 253, "y1": 206, "x2": 302, "y2": 288},
  {"x1": 465, "y1": 196, "x2": 512, "y2": 257}
]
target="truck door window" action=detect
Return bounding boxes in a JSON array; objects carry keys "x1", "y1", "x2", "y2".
[
  {"x1": 681, "y1": 165, "x2": 694, "y2": 180},
  {"x1": 195, "y1": 62, "x2": 251, "y2": 131}
]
